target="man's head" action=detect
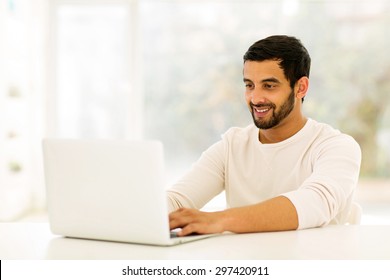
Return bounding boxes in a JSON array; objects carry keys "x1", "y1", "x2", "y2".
[
  {"x1": 243, "y1": 35, "x2": 310, "y2": 131},
  {"x1": 243, "y1": 35, "x2": 311, "y2": 89}
]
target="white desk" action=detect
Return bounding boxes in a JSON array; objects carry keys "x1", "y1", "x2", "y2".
[{"x1": 1, "y1": 223, "x2": 390, "y2": 260}]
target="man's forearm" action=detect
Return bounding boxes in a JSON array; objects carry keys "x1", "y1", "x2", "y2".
[
  {"x1": 219, "y1": 196, "x2": 298, "y2": 233},
  {"x1": 169, "y1": 195, "x2": 299, "y2": 236}
]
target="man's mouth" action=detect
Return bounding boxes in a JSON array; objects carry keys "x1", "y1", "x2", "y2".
[
  {"x1": 252, "y1": 105, "x2": 273, "y2": 117},
  {"x1": 254, "y1": 107, "x2": 271, "y2": 113}
]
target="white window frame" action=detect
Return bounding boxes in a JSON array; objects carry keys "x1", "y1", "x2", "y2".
[{"x1": 46, "y1": 0, "x2": 143, "y2": 139}]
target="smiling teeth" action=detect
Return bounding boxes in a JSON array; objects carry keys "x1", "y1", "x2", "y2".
[{"x1": 255, "y1": 108, "x2": 269, "y2": 113}]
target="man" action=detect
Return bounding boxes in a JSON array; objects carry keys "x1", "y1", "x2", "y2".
[{"x1": 168, "y1": 35, "x2": 361, "y2": 236}]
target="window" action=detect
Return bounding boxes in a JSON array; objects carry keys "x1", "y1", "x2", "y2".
[
  {"x1": 48, "y1": 0, "x2": 140, "y2": 139},
  {"x1": 141, "y1": 0, "x2": 390, "y2": 181},
  {"x1": 139, "y1": 0, "x2": 390, "y2": 215}
]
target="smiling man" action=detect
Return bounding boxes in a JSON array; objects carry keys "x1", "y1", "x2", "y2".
[{"x1": 168, "y1": 35, "x2": 361, "y2": 236}]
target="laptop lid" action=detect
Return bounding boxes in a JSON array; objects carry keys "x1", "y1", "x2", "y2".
[{"x1": 42, "y1": 139, "x2": 175, "y2": 246}]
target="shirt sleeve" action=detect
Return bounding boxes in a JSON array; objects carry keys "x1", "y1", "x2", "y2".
[
  {"x1": 167, "y1": 139, "x2": 226, "y2": 212},
  {"x1": 282, "y1": 134, "x2": 362, "y2": 229}
]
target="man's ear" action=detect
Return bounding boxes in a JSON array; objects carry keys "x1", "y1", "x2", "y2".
[{"x1": 295, "y1": 76, "x2": 309, "y2": 99}]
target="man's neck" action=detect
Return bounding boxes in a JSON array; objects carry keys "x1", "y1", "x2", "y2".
[{"x1": 258, "y1": 115, "x2": 308, "y2": 144}]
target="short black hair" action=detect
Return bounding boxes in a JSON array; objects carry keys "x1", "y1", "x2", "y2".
[{"x1": 243, "y1": 35, "x2": 311, "y2": 89}]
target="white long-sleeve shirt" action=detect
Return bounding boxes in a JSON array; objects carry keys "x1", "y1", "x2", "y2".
[{"x1": 167, "y1": 118, "x2": 361, "y2": 229}]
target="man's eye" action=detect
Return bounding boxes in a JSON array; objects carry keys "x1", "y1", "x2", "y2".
[
  {"x1": 264, "y1": 83, "x2": 275, "y2": 89},
  {"x1": 245, "y1": 84, "x2": 254, "y2": 89}
]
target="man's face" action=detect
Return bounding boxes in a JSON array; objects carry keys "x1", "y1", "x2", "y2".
[{"x1": 243, "y1": 60, "x2": 297, "y2": 129}]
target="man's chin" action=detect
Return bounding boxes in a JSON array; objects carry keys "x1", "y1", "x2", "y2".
[
  {"x1": 253, "y1": 117, "x2": 277, "y2": 130},
  {"x1": 254, "y1": 121, "x2": 273, "y2": 130}
]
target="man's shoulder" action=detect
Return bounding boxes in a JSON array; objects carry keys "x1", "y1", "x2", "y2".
[
  {"x1": 309, "y1": 119, "x2": 361, "y2": 152},
  {"x1": 309, "y1": 119, "x2": 353, "y2": 139}
]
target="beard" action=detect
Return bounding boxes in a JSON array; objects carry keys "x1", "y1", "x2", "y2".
[{"x1": 250, "y1": 89, "x2": 295, "y2": 129}]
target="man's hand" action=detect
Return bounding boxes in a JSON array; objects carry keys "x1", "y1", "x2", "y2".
[
  {"x1": 169, "y1": 208, "x2": 226, "y2": 236},
  {"x1": 168, "y1": 196, "x2": 298, "y2": 236}
]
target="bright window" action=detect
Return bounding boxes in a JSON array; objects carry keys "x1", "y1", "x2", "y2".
[{"x1": 49, "y1": 1, "x2": 140, "y2": 139}]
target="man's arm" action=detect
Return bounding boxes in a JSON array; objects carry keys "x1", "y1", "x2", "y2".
[
  {"x1": 169, "y1": 195, "x2": 298, "y2": 236},
  {"x1": 167, "y1": 140, "x2": 226, "y2": 212}
]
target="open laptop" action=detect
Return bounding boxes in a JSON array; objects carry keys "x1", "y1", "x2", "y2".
[{"x1": 42, "y1": 139, "x2": 215, "y2": 246}]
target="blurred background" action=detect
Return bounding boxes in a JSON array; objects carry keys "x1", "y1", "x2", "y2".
[{"x1": 0, "y1": 0, "x2": 389, "y2": 223}]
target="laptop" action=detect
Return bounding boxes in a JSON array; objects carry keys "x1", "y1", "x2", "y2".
[{"x1": 42, "y1": 139, "x2": 215, "y2": 246}]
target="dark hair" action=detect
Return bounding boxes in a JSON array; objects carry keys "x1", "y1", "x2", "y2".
[{"x1": 243, "y1": 35, "x2": 311, "y2": 89}]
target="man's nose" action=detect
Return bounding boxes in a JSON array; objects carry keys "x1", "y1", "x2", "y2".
[{"x1": 251, "y1": 88, "x2": 268, "y2": 105}]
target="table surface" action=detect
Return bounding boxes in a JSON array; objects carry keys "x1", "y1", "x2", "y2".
[{"x1": 1, "y1": 222, "x2": 390, "y2": 260}]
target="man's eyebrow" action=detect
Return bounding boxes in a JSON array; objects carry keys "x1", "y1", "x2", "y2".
[
  {"x1": 261, "y1": 77, "x2": 281, "y2": 84},
  {"x1": 243, "y1": 77, "x2": 281, "y2": 83}
]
